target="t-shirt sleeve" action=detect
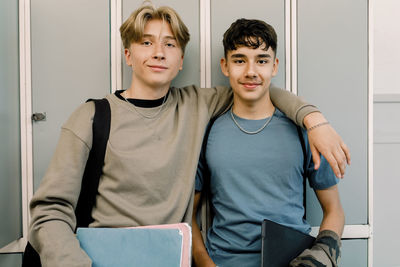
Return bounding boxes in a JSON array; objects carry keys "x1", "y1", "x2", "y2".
[
  {"x1": 195, "y1": 120, "x2": 214, "y2": 192},
  {"x1": 195, "y1": 146, "x2": 206, "y2": 192},
  {"x1": 307, "y1": 156, "x2": 339, "y2": 190},
  {"x1": 303, "y1": 130, "x2": 339, "y2": 189}
]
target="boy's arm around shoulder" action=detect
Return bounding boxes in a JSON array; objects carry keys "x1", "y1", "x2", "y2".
[
  {"x1": 192, "y1": 85, "x2": 233, "y2": 119},
  {"x1": 28, "y1": 102, "x2": 96, "y2": 267},
  {"x1": 269, "y1": 84, "x2": 318, "y2": 126},
  {"x1": 270, "y1": 84, "x2": 351, "y2": 178}
]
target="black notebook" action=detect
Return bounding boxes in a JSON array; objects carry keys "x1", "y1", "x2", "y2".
[{"x1": 261, "y1": 219, "x2": 315, "y2": 267}]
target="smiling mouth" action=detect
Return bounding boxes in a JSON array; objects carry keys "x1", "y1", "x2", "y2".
[
  {"x1": 241, "y1": 82, "x2": 262, "y2": 89},
  {"x1": 148, "y1": 65, "x2": 168, "y2": 71}
]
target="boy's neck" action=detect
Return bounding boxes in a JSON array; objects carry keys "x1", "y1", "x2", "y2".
[
  {"x1": 232, "y1": 95, "x2": 275, "y2": 120},
  {"x1": 125, "y1": 80, "x2": 170, "y2": 100}
]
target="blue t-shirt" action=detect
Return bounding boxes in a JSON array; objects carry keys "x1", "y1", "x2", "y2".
[{"x1": 195, "y1": 108, "x2": 338, "y2": 267}]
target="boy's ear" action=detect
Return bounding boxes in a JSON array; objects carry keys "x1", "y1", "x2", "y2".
[
  {"x1": 272, "y1": 57, "x2": 279, "y2": 77},
  {"x1": 220, "y1": 57, "x2": 229, "y2": 77},
  {"x1": 124, "y1": 48, "x2": 132, "y2": 67},
  {"x1": 179, "y1": 54, "x2": 184, "y2": 70}
]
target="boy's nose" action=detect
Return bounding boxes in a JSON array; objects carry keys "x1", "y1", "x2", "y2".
[
  {"x1": 245, "y1": 65, "x2": 257, "y2": 78},
  {"x1": 153, "y1": 43, "x2": 165, "y2": 60},
  {"x1": 153, "y1": 53, "x2": 165, "y2": 60}
]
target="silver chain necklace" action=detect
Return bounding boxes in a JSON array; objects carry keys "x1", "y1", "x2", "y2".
[
  {"x1": 122, "y1": 91, "x2": 167, "y2": 119},
  {"x1": 230, "y1": 107, "x2": 274, "y2": 135}
]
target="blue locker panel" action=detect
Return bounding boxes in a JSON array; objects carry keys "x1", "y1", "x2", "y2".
[
  {"x1": 299, "y1": 0, "x2": 368, "y2": 225},
  {"x1": 0, "y1": 254, "x2": 22, "y2": 267},
  {"x1": 0, "y1": 0, "x2": 22, "y2": 249},
  {"x1": 341, "y1": 239, "x2": 368, "y2": 267},
  {"x1": 31, "y1": 0, "x2": 111, "y2": 189}
]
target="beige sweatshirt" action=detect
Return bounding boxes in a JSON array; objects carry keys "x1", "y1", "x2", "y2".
[{"x1": 28, "y1": 85, "x2": 318, "y2": 267}]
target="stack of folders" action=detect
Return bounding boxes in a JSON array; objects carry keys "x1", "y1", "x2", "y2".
[
  {"x1": 76, "y1": 223, "x2": 191, "y2": 267},
  {"x1": 261, "y1": 219, "x2": 315, "y2": 267}
]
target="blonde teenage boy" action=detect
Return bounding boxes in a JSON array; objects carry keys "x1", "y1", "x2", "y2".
[{"x1": 28, "y1": 4, "x2": 348, "y2": 266}]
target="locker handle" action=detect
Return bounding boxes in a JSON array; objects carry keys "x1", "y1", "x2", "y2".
[{"x1": 32, "y1": 112, "x2": 46, "y2": 122}]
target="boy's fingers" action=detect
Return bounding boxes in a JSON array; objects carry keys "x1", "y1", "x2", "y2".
[
  {"x1": 310, "y1": 144, "x2": 321, "y2": 170},
  {"x1": 341, "y1": 142, "x2": 351, "y2": 165},
  {"x1": 324, "y1": 150, "x2": 342, "y2": 179}
]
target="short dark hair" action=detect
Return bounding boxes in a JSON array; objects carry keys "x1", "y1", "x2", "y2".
[{"x1": 222, "y1": 18, "x2": 277, "y2": 58}]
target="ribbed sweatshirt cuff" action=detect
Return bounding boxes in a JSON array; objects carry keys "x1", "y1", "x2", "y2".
[{"x1": 295, "y1": 105, "x2": 320, "y2": 128}]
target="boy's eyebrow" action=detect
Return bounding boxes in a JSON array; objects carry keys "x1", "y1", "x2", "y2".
[
  {"x1": 142, "y1": 34, "x2": 154, "y2": 39},
  {"x1": 258, "y1": 54, "x2": 272, "y2": 58},
  {"x1": 230, "y1": 53, "x2": 245, "y2": 58},
  {"x1": 164, "y1": 36, "x2": 177, "y2": 40},
  {"x1": 142, "y1": 34, "x2": 177, "y2": 41},
  {"x1": 230, "y1": 53, "x2": 248, "y2": 59},
  {"x1": 230, "y1": 53, "x2": 272, "y2": 58}
]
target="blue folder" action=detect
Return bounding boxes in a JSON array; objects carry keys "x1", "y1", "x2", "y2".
[{"x1": 77, "y1": 227, "x2": 184, "y2": 267}]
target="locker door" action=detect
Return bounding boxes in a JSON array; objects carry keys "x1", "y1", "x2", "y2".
[
  {"x1": 297, "y1": 0, "x2": 370, "y2": 266},
  {"x1": 0, "y1": 0, "x2": 23, "y2": 266},
  {"x1": 30, "y1": 0, "x2": 111, "y2": 189}
]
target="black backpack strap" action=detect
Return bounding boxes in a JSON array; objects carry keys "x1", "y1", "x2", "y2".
[
  {"x1": 75, "y1": 98, "x2": 111, "y2": 228},
  {"x1": 22, "y1": 98, "x2": 111, "y2": 267},
  {"x1": 200, "y1": 118, "x2": 216, "y2": 190},
  {"x1": 199, "y1": 117, "x2": 217, "y2": 235},
  {"x1": 22, "y1": 242, "x2": 41, "y2": 267},
  {"x1": 296, "y1": 126, "x2": 308, "y2": 220}
]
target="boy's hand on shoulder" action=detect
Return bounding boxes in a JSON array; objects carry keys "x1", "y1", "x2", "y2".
[{"x1": 304, "y1": 112, "x2": 350, "y2": 178}]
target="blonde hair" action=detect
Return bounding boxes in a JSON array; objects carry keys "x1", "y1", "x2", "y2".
[{"x1": 120, "y1": 3, "x2": 190, "y2": 53}]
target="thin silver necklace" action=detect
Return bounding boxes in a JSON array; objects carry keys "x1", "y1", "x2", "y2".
[
  {"x1": 122, "y1": 91, "x2": 167, "y2": 119},
  {"x1": 230, "y1": 107, "x2": 274, "y2": 135}
]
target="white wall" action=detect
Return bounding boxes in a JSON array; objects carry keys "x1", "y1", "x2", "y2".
[
  {"x1": 373, "y1": 1, "x2": 400, "y2": 266},
  {"x1": 373, "y1": 0, "x2": 400, "y2": 94}
]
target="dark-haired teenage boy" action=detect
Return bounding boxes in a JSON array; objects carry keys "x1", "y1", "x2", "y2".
[{"x1": 192, "y1": 19, "x2": 344, "y2": 267}]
